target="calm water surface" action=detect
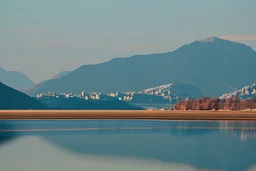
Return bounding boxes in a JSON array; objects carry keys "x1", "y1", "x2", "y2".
[{"x1": 0, "y1": 120, "x2": 256, "y2": 171}]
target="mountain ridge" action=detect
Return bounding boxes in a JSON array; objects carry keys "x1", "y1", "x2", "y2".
[
  {"x1": 0, "y1": 67, "x2": 34, "y2": 90},
  {"x1": 0, "y1": 82, "x2": 47, "y2": 109},
  {"x1": 26, "y1": 37, "x2": 256, "y2": 97},
  {"x1": 51, "y1": 71, "x2": 71, "y2": 79}
]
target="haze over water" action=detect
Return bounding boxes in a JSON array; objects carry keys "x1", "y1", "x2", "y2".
[{"x1": 0, "y1": 120, "x2": 256, "y2": 171}]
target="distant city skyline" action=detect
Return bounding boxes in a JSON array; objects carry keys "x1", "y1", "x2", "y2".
[{"x1": 1, "y1": 0, "x2": 256, "y2": 83}]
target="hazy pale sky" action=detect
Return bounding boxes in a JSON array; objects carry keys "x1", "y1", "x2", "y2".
[{"x1": 1, "y1": 0, "x2": 256, "y2": 83}]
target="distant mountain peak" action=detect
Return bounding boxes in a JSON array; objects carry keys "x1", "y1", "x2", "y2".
[
  {"x1": 200, "y1": 36, "x2": 219, "y2": 42},
  {"x1": 0, "y1": 66, "x2": 34, "y2": 90}
]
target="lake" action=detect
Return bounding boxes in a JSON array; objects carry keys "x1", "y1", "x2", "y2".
[{"x1": 0, "y1": 119, "x2": 256, "y2": 171}]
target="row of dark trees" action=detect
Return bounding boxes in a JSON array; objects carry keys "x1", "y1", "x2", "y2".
[{"x1": 175, "y1": 96, "x2": 256, "y2": 110}]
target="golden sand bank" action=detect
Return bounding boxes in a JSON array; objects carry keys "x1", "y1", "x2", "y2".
[{"x1": 0, "y1": 110, "x2": 256, "y2": 120}]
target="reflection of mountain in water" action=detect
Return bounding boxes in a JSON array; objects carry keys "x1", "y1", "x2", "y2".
[
  {"x1": 0, "y1": 136, "x2": 221, "y2": 171},
  {"x1": 45, "y1": 127, "x2": 256, "y2": 171},
  {"x1": 0, "y1": 121, "x2": 16, "y2": 146},
  {"x1": 0, "y1": 120, "x2": 256, "y2": 171}
]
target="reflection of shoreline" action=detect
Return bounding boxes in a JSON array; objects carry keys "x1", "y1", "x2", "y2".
[
  {"x1": 219, "y1": 121, "x2": 256, "y2": 141},
  {"x1": 1, "y1": 119, "x2": 256, "y2": 141},
  {"x1": 232, "y1": 130, "x2": 256, "y2": 141}
]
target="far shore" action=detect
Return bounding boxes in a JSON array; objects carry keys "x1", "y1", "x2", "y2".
[{"x1": 0, "y1": 110, "x2": 256, "y2": 120}]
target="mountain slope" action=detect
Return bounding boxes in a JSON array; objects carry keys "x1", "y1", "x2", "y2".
[
  {"x1": 51, "y1": 71, "x2": 71, "y2": 79},
  {"x1": 0, "y1": 67, "x2": 34, "y2": 90},
  {"x1": 140, "y1": 82, "x2": 203, "y2": 98},
  {"x1": 21, "y1": 71, "x2": 71, "y2": 93},
  {"x1": 26, "y1": 37, "x2": 256, "y2": 97},
  {"x1": 0, "y1": 82, "x2": 47, "y2": 109},
  {"x1": 219, "y1": 83, "x2": 256, "y2": 100},
  {"x1": 141, "y1": 83, "x2": 174, "y2": 93}
]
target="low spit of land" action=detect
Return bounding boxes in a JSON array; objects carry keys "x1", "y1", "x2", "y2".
[{"x1": 0, "y1": 110, "x2": 256, "y2": 120}]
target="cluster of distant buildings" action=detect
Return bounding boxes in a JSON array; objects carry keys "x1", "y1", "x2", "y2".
[
  {"x1": 36, "y1": 83, "x2": 176, "y2": 102},
  {"x1": 36, "y1": 84, "x2": 180, "y2": 105},
  {"x1": 36, "y1": 83, "x2": 200, "y2": 111},
  {"x1": 108, "y1": 92, "x2": 136, "y2": 101},
  {"x1": 36, "y1": 90, "x2": 173, "y2": 102},
  {"x1": 37, "y1": 91, "x2": 105, "y2": 101}
]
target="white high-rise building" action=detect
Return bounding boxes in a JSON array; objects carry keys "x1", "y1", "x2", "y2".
[
  {"x1": 95, "y1": 94, "x2": 100, "y2": 100},
  {"x1": 81, "y1": 90, "x2": 85, "y2": 97}
]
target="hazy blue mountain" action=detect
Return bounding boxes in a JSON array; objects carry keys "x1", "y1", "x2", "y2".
[
  {"x1": 0, "y1": 67, "x2": 34, "y2": 90},
  {"x1": 26, "y1": 37, "x2": 256, "y2": 97},
  {"x1": 51, "y1": 71, "x2": 71, "y2": 79},
  {"x1": 0, "y1": 67, "x2": 5, "y2": 73},
  {"x1": 21, "y1": 71, "x2": 71, "y2": 93},
  {"x1": 0, "y1": 82, "x2": 47, "y2": 109}
]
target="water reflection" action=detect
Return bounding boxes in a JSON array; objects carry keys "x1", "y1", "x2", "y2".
[
  {"x1": 0, "y1": 136, "x2": 223, "y2": 171},
  {"x1": 219, "y1": 121, "x2": 256, "y2": 141},
  {"x1": 0, "y1": 121, "x2": 16, "y2": 145},
  {"x1": 0, "y1": 120, "x2": 256, "y2": 171}
]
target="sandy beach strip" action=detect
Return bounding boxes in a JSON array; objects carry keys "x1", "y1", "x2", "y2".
[{"x1": 0, "y1": 110, "x2": 256, "y2": 120}]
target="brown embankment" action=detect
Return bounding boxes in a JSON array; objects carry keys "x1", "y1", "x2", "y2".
[{"x1": 0, "y1": 110, "x2": 256, "y2": 120}]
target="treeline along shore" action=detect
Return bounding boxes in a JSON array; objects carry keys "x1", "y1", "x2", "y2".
[{"x1": 175, "y1": 96, "x2": 256, "y2": 111}]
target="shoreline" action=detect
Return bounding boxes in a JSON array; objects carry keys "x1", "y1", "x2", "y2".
[{"x1": 0, "y1": 110, "x2": 256, "y2": 120}]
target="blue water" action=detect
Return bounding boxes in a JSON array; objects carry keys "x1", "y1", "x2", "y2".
[{"x1": 1, "y1": 120, "x2": 256, "y2": 171}]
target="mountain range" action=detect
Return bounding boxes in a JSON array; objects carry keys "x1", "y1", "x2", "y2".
[
  {"x1": 0, "y1": 82, "x2": 47, "y2": 109},
  {"x1": 25, "y1": 37, "x2": 256, "y2": 97},
  {"x1": 0, "y1": 67, "x2": 34, "y2": 90}
]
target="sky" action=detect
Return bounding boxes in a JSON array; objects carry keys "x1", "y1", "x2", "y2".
[{"x1": 1, "y1": 0, "x2": 256, "y2": 83}]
